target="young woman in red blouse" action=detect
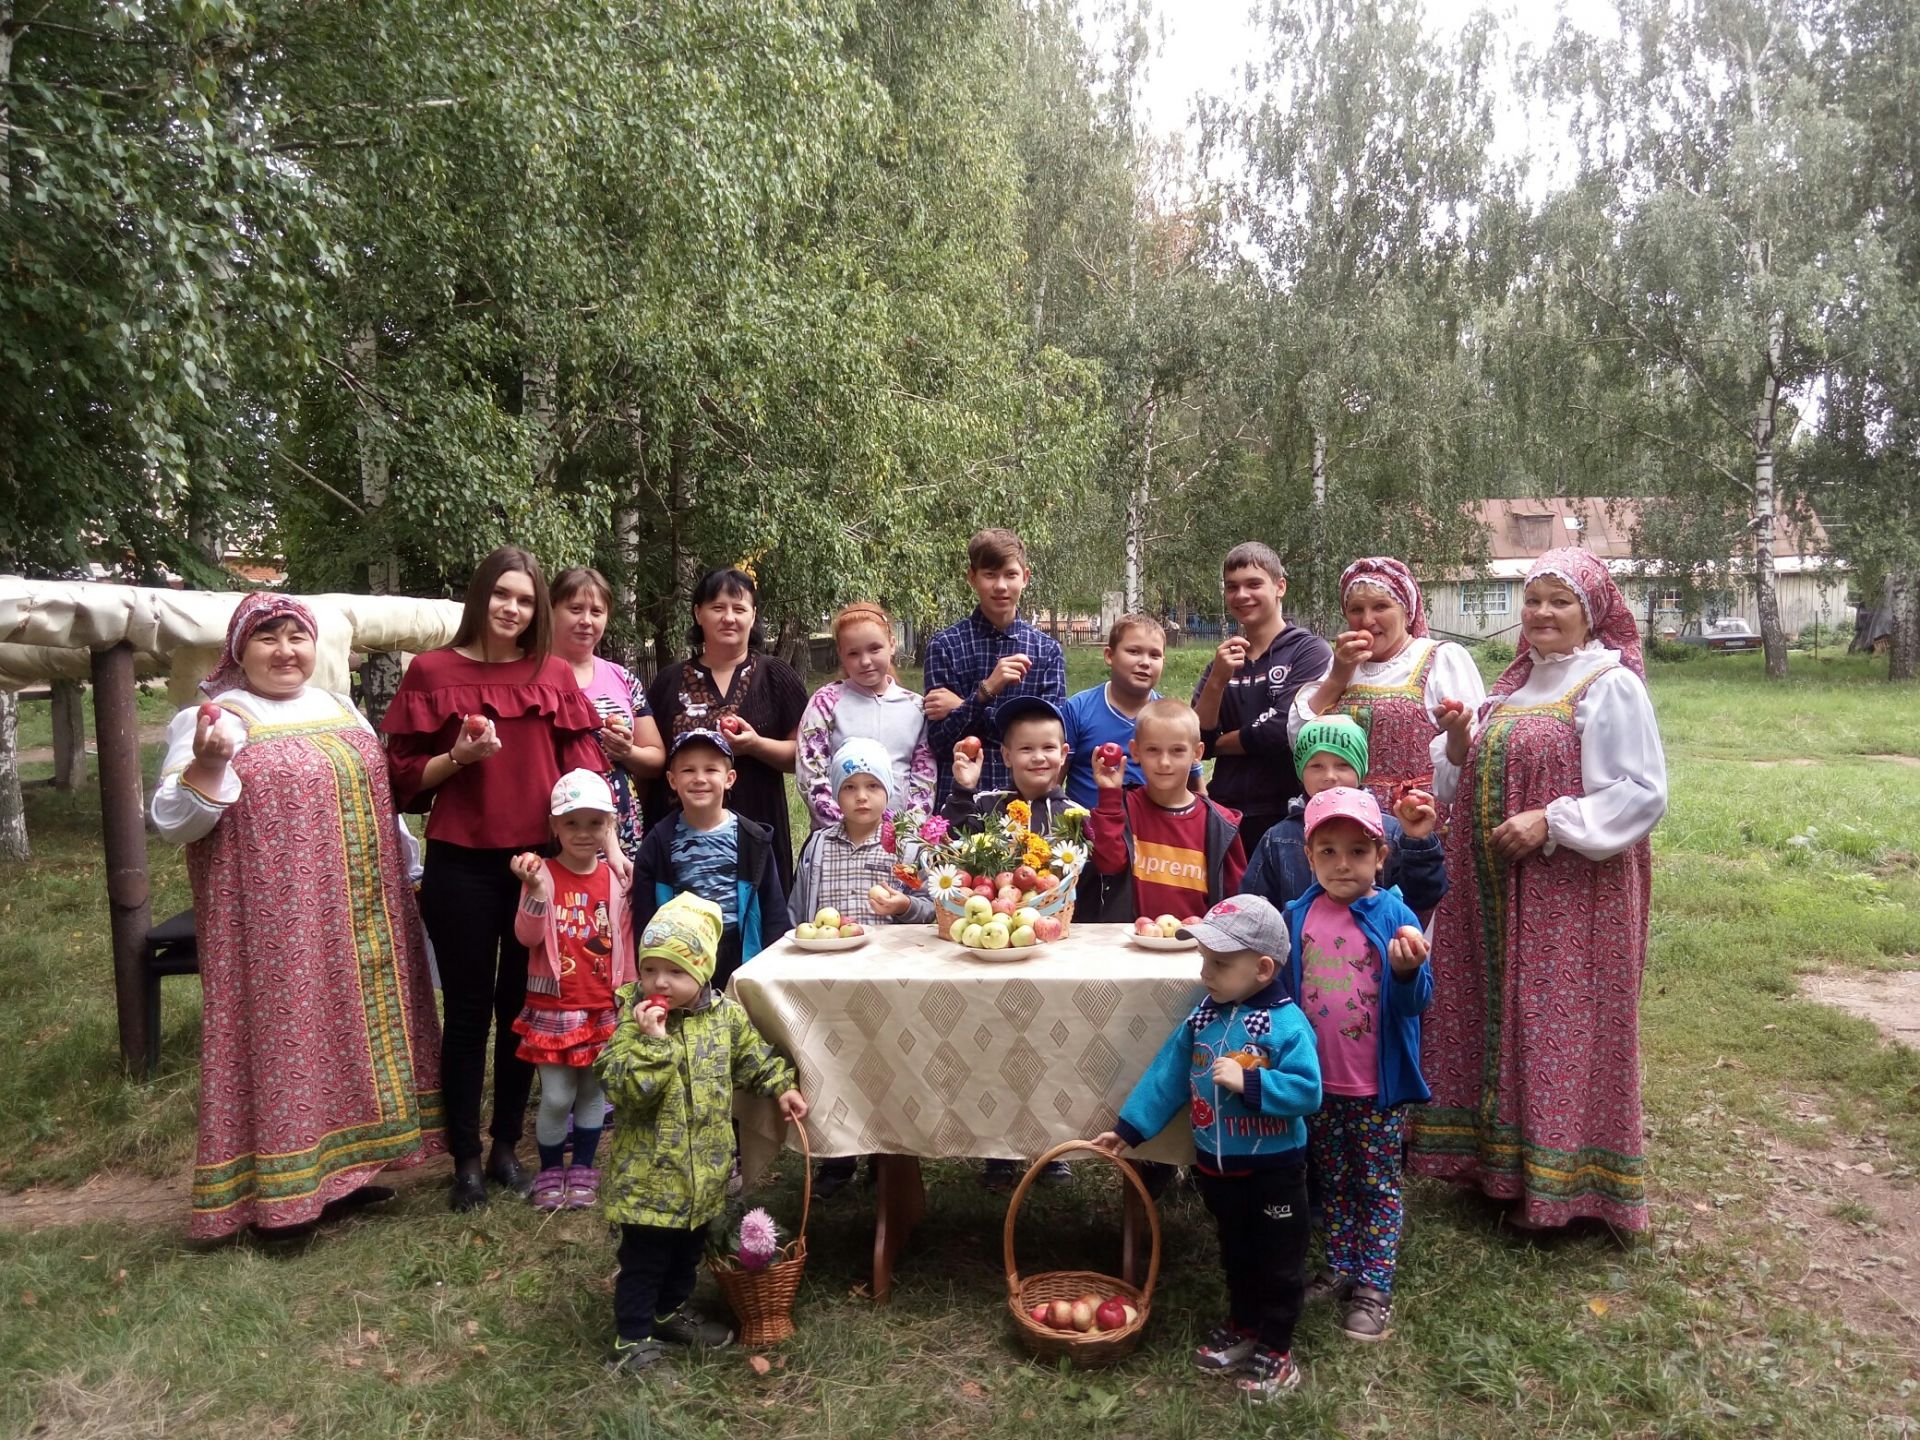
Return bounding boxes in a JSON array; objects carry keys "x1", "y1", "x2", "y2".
[{"x1": 382, "y1": 547, "x2": 606, "y2": 1212}]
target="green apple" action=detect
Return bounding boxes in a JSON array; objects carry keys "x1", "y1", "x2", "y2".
[
  {"x1": 815, "y1": 907, "x2": 842, "y2": 930},
  {"x1": 1010, "y1": 925, "x2": 1037, "y2": 948},
  {"x1": 959, "y1": 923, "x2": 985, "y2": 948},
  {"x1": 981, "y1": 925, "x2": 1010, "y2": 950},
  {"x1": 963, "y1": 894, "x2": 994, "y2": 921},
  {"x1": 796, "y1": 923, "x2": 819, "y2": 940},
  {"x1": 1013, "y1": 907, "x2": 1041, "y2": 929}
]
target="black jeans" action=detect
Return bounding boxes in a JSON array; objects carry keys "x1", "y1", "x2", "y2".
[
  {"x1": 420, "y1": 841, "x2": 534, "y2": 1163},
  {"x1": 615, "y1": 1223, "x2": 708, "y2": 1341},
  {"x1": 1195, "y1": 1161, "x2": 1311, "y2": 1355}
]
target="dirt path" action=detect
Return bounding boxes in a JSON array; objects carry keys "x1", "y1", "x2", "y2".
[
  {"x1": 1802, "y1": 970, "x2": 1920, "y2": 1050},
  {"x1": 16, "y1": 722, "x2": 170, "y2": 766},
  {"x1": 0, "y1": 1154, "x2": 452, "y2": 1234}
]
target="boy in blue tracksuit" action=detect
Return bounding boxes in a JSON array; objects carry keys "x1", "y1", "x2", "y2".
[
  {"x1": 1094, "y1": 894, "x2": 1322, "y2": 1404},
  {"x1": 1286, "y1": 785, "x2": 1432, "y2": 1344},
  {"x1": 1241, "y1": 716, "x2": 1447, "y2": 925}
]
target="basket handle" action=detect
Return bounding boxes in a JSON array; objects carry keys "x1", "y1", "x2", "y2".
[
  {"x1": 788, "y1": 1118, "x2": 813, "y2": 1245},
  {"x1": 1001, "y1": 1140, "x2": 1162, "y2": 1304}
]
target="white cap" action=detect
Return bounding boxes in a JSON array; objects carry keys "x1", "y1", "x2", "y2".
[{"x1": 550, "y1": 768, "x2": 616, "y2": 816}]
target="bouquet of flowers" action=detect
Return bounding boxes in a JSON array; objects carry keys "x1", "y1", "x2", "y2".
[{"x1": 919, "y1": 801, "x2": 1089, "y2": 948}]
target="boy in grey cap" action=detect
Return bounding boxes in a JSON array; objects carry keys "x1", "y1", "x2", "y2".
[{"x1": 1094, "y1": 893, "x2": 1322, "y2": 1403}]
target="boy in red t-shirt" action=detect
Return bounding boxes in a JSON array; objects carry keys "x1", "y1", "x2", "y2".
[{"x1": 1088, "y1": 698, "x2": 1247, "y2": 924}]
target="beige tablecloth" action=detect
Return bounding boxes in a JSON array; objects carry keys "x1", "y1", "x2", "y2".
[{"x1": 732, "y1": 924, "x2": 1203, "y2": 1178}]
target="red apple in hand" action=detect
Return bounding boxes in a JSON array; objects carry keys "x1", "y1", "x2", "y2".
[
  {"x1": 719, "y1": 714, "x2": 744, "y2": 736},
  {"x1": 956, "y1": 736, "x2": 983, "y2": 761},
  {"x1": 462, "y1": 713, "x2": 488, "y2": 741},
  {"x1": 198, "y1": 702, "x2": 222, "y2": 728},
  {"x1": 642, "y1": 992, "x2": 671, "y2": 1012},
  {"x1": 1096, "y1": 742, "x2": 1124, "y2": 769}
]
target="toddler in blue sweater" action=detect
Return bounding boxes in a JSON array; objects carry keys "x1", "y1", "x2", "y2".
[{"x1": 1094, "y1": 894, "x2": 1322, "y2": 1403}]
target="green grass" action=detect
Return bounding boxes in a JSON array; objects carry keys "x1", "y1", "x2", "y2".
[{"x1": 2, "y1": 655, "x2": 1918, "y2": 1436}]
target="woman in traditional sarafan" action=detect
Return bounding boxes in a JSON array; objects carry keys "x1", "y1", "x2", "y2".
[
  {"x1": 153, "y1": 594, "x2": 445, "y2": 1238},
  {"x1": 1408, "y1": 549, "x2": 1667, "y2": 1232}
]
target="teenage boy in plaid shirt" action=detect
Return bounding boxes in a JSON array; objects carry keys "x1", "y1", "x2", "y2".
[{"x1": 923, "y1": 529, "x2": 1067, "y2": 809}]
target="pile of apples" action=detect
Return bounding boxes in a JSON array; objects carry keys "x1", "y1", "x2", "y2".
[
  {"x1": 795, "y1": 907, "x2": 865, "y2": 941},
  {"x1": 1027, "y1": 1292, "x2": 1139, "y2": 1334},
  {"x1": 948, "y1": 865, "x2": 1064, "y2": 950},
  {"x1": 1132, "y1": 914, "x2": 1202, "y2": 939}
]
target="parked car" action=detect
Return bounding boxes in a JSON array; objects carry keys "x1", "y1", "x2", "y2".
[{"x1": 1677, "y1": 618, "x2": 1764, "y2": 653}]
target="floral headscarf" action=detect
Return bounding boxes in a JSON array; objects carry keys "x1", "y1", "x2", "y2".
[
  {"x1": 1339, "y1": 557, "x2": 1428, "y2": 638},
  {"x1": 1493, "y1": 547, "x2": 1644, "y2": 696},
  {"x1": 201, "y1": 593, "x2": 320, "y2": 698}
]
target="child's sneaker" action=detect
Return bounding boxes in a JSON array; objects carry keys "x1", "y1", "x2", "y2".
[
  {"x1": 653, "y1": 1306, "x2": 733, "y2": 1349},
  {"x1": 1191, "y1": 1324, "x2": 1259, "y2": 1374},
  {"x1": 1339, "y1": 1285, "x2": 1393, "y2": 1342},
  {"x1": 530, "y1": 1166, "x2": 567, "y2": 1211},
  {"x1": 606, "y1": 1337, "x2": 667, "y2": 1374},
  {"x1": 1306, "y1": 1271, "x2": 1353, "y2": 1305},
  {"x1": 1236, "y1": 1348, "x2": 1302, "y2": 1402},
  {"x1": 562, "y1": 1166, "x2": 600, "y2": 1210}
]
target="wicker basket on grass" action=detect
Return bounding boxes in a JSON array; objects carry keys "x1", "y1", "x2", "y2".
[
  {"x1": 709, "y1": 1124, "x2": 811, "y2": 1346},
  {"x1": 1003, "y1": 1141, "x2": 1161, "y2": 1366}
]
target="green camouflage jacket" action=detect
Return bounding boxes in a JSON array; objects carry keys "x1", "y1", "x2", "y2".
[{"x1": 595, "y1": 983, "x2": 797, "y2": 1231}]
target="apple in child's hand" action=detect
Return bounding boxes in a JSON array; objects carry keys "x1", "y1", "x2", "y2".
[
  {"x1": 1095, "y1": 1298, "x2": 1130, "y2": 1332},
  {"x1": 197, "y1": 702, "x2": 222, "y2": 727},
  {"x1": 814, "y1": 908, "x2": 842, "y2": 930},
  {"x1": 642, "y1": 992, "x2": 672, "y2": 1013},
  {"x1": 1096, "y1": 742, "x2": 1124, "y2": 768},
  {"x1": 868, "y1": 884, "x2": 892, "y2": 904},
  {"x1": 1013, "y1": 865, "x2": 1038, "y2": 891},
  {"x1": 956, "y1": 736, "x2": 983, "y2": 761},
  {"x1": 1032, "y1": 916, "x2": 1063, "y2": 943},
  {"x1": 1046, "y1": 1300, "x2": 1074, "y2": 1329}
]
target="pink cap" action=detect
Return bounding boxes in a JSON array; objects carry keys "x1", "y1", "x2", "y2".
[{"x1": 1303, "y1": 785, "x2": 1385, "y2": 840}]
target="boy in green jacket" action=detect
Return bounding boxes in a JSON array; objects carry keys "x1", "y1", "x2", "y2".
[{"x1": 597, "y1": 892, "x2": 808, "y2": 1372}]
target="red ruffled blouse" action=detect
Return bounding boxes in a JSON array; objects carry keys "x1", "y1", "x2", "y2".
[{"x1": 381, "y1": 650, "x2": 604, "y2": 849}]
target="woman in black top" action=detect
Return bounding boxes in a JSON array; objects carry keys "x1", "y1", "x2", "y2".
[{"x1": 643, "y1": 568, "x2": 807, "y2": 891}]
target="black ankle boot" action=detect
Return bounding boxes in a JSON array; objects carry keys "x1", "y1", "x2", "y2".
[
  {"x1": 448, "y1": 1159, "x2": 488, "y2": 1213},
  {"x1": 485, "y1": 1146, "x2": 533, "y2": 1197}
]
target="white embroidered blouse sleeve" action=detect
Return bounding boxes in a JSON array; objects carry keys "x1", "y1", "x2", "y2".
[
  {"x1": 151, "y1": 705, "x2": 243, "y2": 844},
  {"x1": 1544, "y1": 668, "x2": 1668, "y2": 861}
]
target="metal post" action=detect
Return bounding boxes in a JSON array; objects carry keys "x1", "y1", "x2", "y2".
[
  {"x1": 91, "y1": 643, "x2": 152, "y2": 1071},
  {"x1": 51, "y1": 678, "x2": 87, "y2": 790}
]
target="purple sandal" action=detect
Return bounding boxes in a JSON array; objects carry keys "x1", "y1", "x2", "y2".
[
  {"x1": 530, "y1": 1166, "x2": 568, "y2": 1211},
  {"x1": 563, "y1": 1166, "x2": 600, "y2": 1210}
]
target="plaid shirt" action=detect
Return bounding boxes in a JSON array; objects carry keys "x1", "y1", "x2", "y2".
[
  {"x1": 790, "y1": 824, "x2": 934, "y2": 927},
  {"x1": 924, "y1": 607, "x2": 1067, "y2": 807}
]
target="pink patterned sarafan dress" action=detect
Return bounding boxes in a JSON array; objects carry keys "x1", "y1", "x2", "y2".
[
  {"x1": 1335, "y1": 639, "x2": 1444, "y2": 810},
  {"x1": 185, "y1": 699, "x2": 445, "y2": 1237},
  {"x1": 1408, "y1": 663, "x2": 1655, "y2": 1230}
]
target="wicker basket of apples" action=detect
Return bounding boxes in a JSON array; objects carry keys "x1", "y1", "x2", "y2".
[
  {"x1": 1004, "y1": 1141, "x2": 1159, "y2": 1366},
  {"x1": 932, "y1": 861, "x2": 1077, "y2": 953}
]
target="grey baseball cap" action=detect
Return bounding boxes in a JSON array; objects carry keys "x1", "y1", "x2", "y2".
[{"x1": 1179, "y1": 893, "x2": 1289, "y2": 959}]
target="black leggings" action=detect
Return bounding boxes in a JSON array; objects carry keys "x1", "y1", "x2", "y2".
[
  {"x1": 1195, "y1": 1163, "x2": 1311, "y2": 1355},
  {"x1": 420, "y1": 841, "x2": 533, "y2": 1163},
  {"x1": 615, "y1": 1224, "x2": 707, "y2": 1341}
]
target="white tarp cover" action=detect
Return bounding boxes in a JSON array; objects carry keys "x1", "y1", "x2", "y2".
[{"x1": 0, "y1": 577, "x2": 463, "y2": 697}]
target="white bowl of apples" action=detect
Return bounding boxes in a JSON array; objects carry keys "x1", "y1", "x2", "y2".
[
  {"x1": 792, "y1": 908, "x2": 870, "y2": 951},
  {"x1": 1128, "y1": 914, "x2": 1200, "y2": 950},
  {"x1": 950, "y1": 892, "x2": 1064, "y2": 961}
]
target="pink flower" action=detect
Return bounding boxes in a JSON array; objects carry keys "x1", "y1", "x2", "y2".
[
  {"x1": 881, "y1": 814, "x2": 897, "y2": 853},
  {"x1": 738, "y1": 1207, "x2": 780, "y2": 1270},
  {"x1": 918, "y1": 816, "x2": 949, "y2": 846}
]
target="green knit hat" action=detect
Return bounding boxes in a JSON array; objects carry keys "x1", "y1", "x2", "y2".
[
  {"x1": 640, "y1": 892, "x2": 724, "y2": 986},
  {"x1": 1292, "y1": 715, "x2": 1369, "y2": 780}
]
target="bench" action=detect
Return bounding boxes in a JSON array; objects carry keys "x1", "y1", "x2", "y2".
[{"x1": 141, "y1": 908, "x2": 199, "y2": 1078}]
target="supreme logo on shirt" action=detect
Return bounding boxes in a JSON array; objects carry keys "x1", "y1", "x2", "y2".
[{"x1": 1133, "y1": 839, "x2": 1208, "y2": 895}]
